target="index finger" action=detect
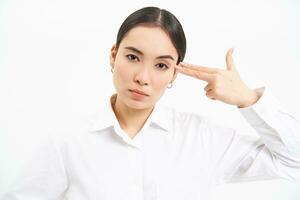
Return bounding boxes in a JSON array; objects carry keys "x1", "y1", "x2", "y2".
[
  {"x1": 179, "y1": 62, "x2": 220, "y2": 74},
  {"x1": 175, "y1": 65, "x2": 214, "y2": 82}
]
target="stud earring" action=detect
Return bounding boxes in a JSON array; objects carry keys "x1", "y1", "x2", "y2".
[
  {"x1": 167, "y1": 82, "x2": 173, "y2": 89},
  {"x1": 111, "y1": 68, "x2": 114, "y2": 73}
]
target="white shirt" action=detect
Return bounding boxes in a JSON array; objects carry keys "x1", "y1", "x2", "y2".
[{"x1": 2, "y1": 87, "x2": 300, "y2": 200}]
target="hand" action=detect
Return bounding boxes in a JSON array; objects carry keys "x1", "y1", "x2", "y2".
[{"x1": 175, "y1": 48, "x2": 260, "y2": 108}]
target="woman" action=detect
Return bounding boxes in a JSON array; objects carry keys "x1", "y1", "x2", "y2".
[{"x1": 2, "y1": 6, "x2": 300, "y2": 200}]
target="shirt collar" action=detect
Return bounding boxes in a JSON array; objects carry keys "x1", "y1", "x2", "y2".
[
  {"x1": 147, "y1": 101, "x2": 173, "y2": 132},
  {"x1": 88, "y1": 94, "x2": 173, "y2": 133}
]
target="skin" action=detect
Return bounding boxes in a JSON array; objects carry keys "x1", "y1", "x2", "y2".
[
  {"x1": 175, "y1": 48, "x2": 260, "y2": 108},
  {"x1": 110, "y1": 25, "x2": 178, "y2": 138},
  {"x1": 110, "y1": 24, "x2": 260, "y2": 139}
]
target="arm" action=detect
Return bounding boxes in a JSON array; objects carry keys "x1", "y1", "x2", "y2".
[
  {"x1": 0, "y1": 135, "x2": 69, "y2": 199},
  {"x1": 208, "y1": 87, "x2": 300, "y2": 185},
  {"x1": 174, "y1": 48, "x2": 300, "y2": 185}
]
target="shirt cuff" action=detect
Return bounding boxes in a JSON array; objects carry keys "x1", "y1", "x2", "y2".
[{"x1": 238, "y1": 86, "x2": 286, "y2": 126}]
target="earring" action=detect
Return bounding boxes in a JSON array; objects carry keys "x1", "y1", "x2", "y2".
[
  {"x1": 167, "y1": 82, "x2": 173, "y2": 89},
  {"x1": 111, "y1": 67, "x2": 114, "y2": 73}
]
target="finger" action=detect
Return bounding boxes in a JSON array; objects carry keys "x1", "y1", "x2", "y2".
[
  {"x1": 175, "y1": 65, "x2": 214, "y2": 82},
  {"x1": 179, "y1": 62, "x2": 220, "y2": 74},
  {"x1": 225, "y1": 48, "x2": 236, "y2": 71},
  {"x1": 204, "y1": 83, "x2": 214, "y2": 92},
  {"x1": 206, "y1": 89, "x2": 216, "y2": 100}
]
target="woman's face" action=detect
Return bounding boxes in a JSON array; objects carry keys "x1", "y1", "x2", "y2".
[{"x1": 110, "y1": 25, "x2": 179, "y2": 110}]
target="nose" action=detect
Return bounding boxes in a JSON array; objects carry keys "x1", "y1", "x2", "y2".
[{"x1": 134, "y1": 66, "x2": 150, "y2": 86}]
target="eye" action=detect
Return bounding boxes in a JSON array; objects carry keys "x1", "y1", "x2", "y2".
[
  {"x1": 126, "y1": 54, "x2": 139, "y2": 62},
  {"x1": 156, "y1": 63, "x2": 169, "y2": 70}
]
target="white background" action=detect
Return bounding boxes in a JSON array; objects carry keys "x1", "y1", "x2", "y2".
[{"x1": 0, "y1": 0, "x2": 300, "y2": 199}]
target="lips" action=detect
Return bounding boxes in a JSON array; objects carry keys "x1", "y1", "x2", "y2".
[{"x1": 129, "y1": 89, "x2": 149, "y2": 96}]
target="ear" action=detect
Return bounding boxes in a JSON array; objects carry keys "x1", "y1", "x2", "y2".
[{"x1": 110, "y1": 44, "x2": 117, "y2": 68}]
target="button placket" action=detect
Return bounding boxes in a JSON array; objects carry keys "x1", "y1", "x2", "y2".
[{"x1": 128, "y1": 146, "x2": 143, "y2": 199}]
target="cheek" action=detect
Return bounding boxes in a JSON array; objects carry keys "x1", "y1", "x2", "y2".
[
  {"x1": 151, "y1": 73, "x2": 172, "y2": 91},
  {"x1": 114, "y1": 60, "x2": 133, "y2": 83}
]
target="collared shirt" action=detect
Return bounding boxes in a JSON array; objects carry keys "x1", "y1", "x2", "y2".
[{"x1": 2, "y1": 87, "x2": 300, "y2": 200}]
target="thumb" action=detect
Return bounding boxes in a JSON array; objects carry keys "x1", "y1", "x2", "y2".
[{"x1": 226, "y1": 48, "x2": 236, "y2": 71}]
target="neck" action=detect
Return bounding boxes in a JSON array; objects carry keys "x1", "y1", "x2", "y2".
[{"x1": 111, "y1": 94, "x2": 154, "y2": 138}]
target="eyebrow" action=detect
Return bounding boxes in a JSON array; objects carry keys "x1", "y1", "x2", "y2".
[{"x1": 124, "y1": 46, "x2": 175, "y2": 61}]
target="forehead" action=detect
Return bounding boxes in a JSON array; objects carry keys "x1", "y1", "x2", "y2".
[{"x1": 119, "y1": 25, "x2": 178, "y2": 59}]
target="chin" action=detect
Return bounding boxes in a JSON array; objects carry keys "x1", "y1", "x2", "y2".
[{"x1": 125, "y1": 99, "x2": 152, "y2": 110}]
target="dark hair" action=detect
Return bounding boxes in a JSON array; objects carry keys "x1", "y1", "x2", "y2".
[{"x1": 116, "y1": 6, "x2": 186, "y2": 65}]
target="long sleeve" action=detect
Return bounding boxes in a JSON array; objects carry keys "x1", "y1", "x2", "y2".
[
  {"x1": 0, "y1": 135, "x2": 69, "y2": 200},
  {"x1": 208, "y1": 87, "x2": 300, "y2": 185}
]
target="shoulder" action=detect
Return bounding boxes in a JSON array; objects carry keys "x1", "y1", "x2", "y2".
[
  {"x1": 164, "y1": 105, "x2": 235, "y2": 137},
  {"x1": 174, "y1": 109, "x2": 207, "y2": 128},
  {"x1": 160, "y1": 105, "x2": 210, "y2": 134},
  {"x1": 47, "y1": 125, "x2": 91, "y2": 152}
]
